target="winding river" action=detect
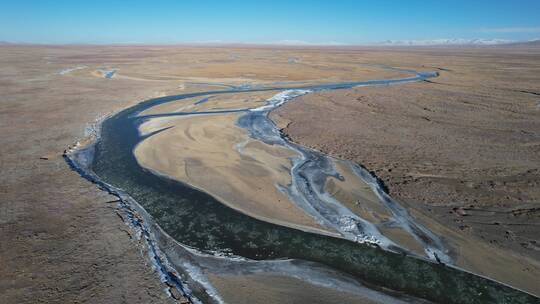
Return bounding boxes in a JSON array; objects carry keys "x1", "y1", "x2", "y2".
[{"x1": 66, "y1": 68, "x2": 538, "y2": 304}]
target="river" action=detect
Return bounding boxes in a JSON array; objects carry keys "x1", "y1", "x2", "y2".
[{"x1": 65, "y1": 68, "x2": 538, "y2": 304}]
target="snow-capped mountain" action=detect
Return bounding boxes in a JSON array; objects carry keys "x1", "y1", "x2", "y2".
[{"x1": 376, "y1": 38, "x2": 514, "y2": 46}]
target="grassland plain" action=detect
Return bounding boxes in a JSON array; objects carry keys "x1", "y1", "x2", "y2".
[{"x1": 2, "y1": 44, "x2": 539, "y2": 302}]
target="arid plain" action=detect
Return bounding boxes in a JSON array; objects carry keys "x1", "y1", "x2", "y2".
[{"x1": 1, "y1": 44, "x2": 539, "y2": 303}]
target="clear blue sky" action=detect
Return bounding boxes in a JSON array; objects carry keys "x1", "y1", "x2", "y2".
[{"x1": 1, "y1": 0, "x2": 539, "y2": 44}]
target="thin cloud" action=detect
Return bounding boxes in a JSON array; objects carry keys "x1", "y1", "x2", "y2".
[{"x1": 478, "y1": 27, "x2": 540, "y2": 33}]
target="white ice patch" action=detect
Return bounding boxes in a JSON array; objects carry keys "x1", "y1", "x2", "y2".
[
  {"x1": 250, "y1": 89, "x2": 311, "y2": 112},
  {"x1": 180, "y1": 261, "x2": 224, "y2": 304}
]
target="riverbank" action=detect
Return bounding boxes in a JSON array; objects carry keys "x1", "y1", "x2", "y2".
[{"x1": 0, "y1": 46, "x2": 183, "y2": 303}]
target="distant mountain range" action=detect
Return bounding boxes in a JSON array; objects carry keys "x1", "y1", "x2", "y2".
[
  {"x1": 503, "y1": 39, "x2": 540, "y2": 47},
  {"x1": 375, "y1": 38, "x2": 540, "y2": 46}
]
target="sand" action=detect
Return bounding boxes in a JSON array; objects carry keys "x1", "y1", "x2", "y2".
[
  {"x1": 138, "y1": 91, "x2": 276, "y2": 116},
  {"x1": 208, "y1": 274, "x2": 381, "y2": 304},
  {"x1": 134, "y1": 111, "x2": 335, "y2": 236}
]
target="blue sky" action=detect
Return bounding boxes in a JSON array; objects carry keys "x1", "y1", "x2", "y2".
[{"x1": 1, "y1": 0, "x2": 539, "y2": 44}]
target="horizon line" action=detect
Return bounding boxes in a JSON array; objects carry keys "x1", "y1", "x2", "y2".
[{"x1": 2, "y1": 37, "x2": 540, "y2": 47}]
